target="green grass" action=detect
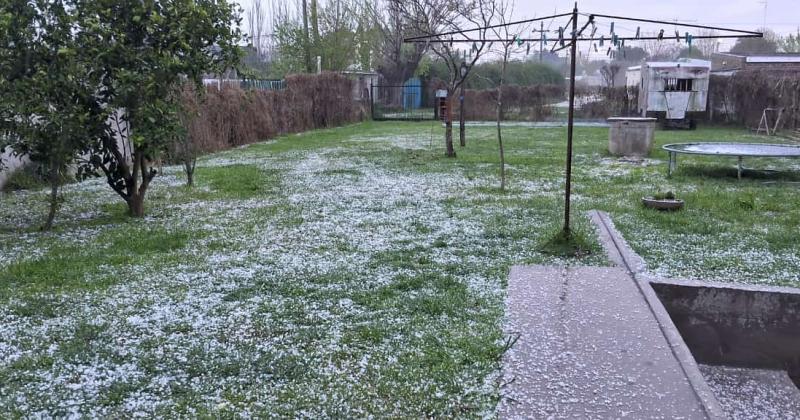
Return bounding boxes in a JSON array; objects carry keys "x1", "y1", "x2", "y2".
[
  {"x1": 539, "y1": 227, "x2": 598, "y2": 258},
  {"x1": 0, "y1": 120, "x2": 798, "y2": 417},
  {"x1": 197, "y1": 164, "x2": 279, "y2": 199}
]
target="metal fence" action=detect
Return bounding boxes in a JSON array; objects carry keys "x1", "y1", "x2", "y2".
[
  {"x1": 202, "y1": 78, "x2": 286, "y2": 91},
  {"x1": 371, "y1": 84, "x2": 436, "y2": 121}
]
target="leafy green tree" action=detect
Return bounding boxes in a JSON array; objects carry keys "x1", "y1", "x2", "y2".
[
  {"x1": 76, "y1": 0, "x2": 244, "y2": 217},
  {"x1": 466, "y1": 61, "x2": 564, "y2": 89},
  {"x1": 0, "y1": 0, "x2": 110, "y2": 230}
]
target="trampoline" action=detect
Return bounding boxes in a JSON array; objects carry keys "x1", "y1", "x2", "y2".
[{"x1": 662, "y1": 142, "x2": 800, "y2": 179}]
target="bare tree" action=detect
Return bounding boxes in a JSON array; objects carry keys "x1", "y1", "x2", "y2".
[
  {"x1": 694, "y1": 29, "x2": 720, "y2": 58},
  {"x1": 599, "y1": 63, "x2": 620, "y2": 88},
  {"x1": 639, "y1": 31, "x2": 681, "y2": 60},
  {"x1": 404, "y1": 0, "x2": 496, "y2": 157},
  {"x1": 487, "y1": 0, "x2": 528, "y2": 190},
  {"x1": 368, "y1": 1, "x2": 428, "y2": 87},
  {"x1": 247, "y1": 0, "x2": 267, "y2": 56}
]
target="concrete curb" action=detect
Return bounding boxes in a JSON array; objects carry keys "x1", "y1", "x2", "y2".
[{"x1": 587, "y1": 210, "x2": 728, "y2": 420}]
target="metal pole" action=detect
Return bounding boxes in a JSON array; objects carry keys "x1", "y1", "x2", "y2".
[
  {"x1": 459, "y1": 83, "x2": 466, "y2": 147},
  {"x1": 540, "y1": 21, "x2": 544, "y2": 63},
  {"x1": 563, "y1": 3, "x2": 579, "y2": 235},
  {"x1": 370, "y1": 82, "x2": 375, "y2": 120}
]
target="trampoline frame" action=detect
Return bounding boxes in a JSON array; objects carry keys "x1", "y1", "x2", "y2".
[{"x1": 662, "y1": 142, "x2": 800, "y2": 180}]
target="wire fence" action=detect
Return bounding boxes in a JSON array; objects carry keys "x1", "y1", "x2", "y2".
[{"x1": 202, "y1": 78, "x2": 286, "y2": 91}]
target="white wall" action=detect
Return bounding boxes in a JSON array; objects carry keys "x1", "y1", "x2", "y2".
[
  {"x1": 0, "y1": 149, "x2": 30, "y2": 190},
  {"x1": 0, "y1": 109, "x2": 131, "y2": 190}
]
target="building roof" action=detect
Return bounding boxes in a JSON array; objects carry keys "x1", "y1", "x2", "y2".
[
  {"x1": 715, "y1": 52, "x2": 800, "y2": 63},
  {"x1": 643, "y1": 59, "x2": 711, "y2": 69},
  {"x1": 745, "y1": 56, "x2": 800, "y2": 63}
]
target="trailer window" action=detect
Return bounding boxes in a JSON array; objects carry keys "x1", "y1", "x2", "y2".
[{"x1": 664, "y1": 78, "x2": 693, "y2": 92}]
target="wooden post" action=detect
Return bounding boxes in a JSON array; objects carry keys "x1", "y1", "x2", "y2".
[{"x1": 459, "y1": 82, "x2": 466, "y2": 147}]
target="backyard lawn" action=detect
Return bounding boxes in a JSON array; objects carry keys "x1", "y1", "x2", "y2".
[{"x1": 1, "y1": 121, "x2": 798, "y2": 417}]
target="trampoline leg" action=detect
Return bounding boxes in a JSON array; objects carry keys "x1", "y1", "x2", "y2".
[
  {"x1": 737, "y1": 156, "x2": 743, "y2": 181},
  {"x1": 667, "y1": 152, "x2": 676, "y2": 177}
]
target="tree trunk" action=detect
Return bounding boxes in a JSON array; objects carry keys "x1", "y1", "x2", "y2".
[
  {"x1": 126, "y1": 150, "x2": 153, "y2": 217},
  {"x1": 445, "y1": 96, "x2": 456, "y2": 157},
  {"x1": 302, "y1": 0, "x2": 312, "y2": 73},
  {"x1": 127, "y1": 193, "x2": 145, "y2": 217},
  {"x1": 185, "y1": 158, "x2": 195, "y2": 187},
  {"x1": 42, "y1": 162, "x2": 60, "y2": 231},
  {"x1": 497, "y1": 105, "x2": 505, "y2": 191},
  {"x1": 459, "y1": 83, "x2": 466, "y2": 147},
  {"x1": 497, "y1": 48, "x2": 510, "y2": 191}
]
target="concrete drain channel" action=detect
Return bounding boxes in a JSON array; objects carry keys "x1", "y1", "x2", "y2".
[{"x1": 589, "y1": 210, "x2": 800, "y2": 419}]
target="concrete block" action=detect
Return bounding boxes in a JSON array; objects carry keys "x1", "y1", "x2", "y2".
[{"x1": 608, "y1": 117, "x2": 657, "y2": 156}]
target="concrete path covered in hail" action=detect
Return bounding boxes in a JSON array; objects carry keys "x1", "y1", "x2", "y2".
[{"x1": 498, "y1": 265, "x2": 715, "y2": 419}]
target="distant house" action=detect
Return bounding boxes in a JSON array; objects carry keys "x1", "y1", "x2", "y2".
[{"x1": 711, "y1": 53, "x2": 800, "y2": 75}]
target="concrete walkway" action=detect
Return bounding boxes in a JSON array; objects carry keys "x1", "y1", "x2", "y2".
[{"x1": 499, "y1": 265, "x2": 714, "y2": 419}]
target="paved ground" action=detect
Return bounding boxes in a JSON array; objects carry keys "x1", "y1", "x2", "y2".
[
  {"x1": 498, "y1": 265, "x2": 712, "y2": 419},
  {"x1": 700, "y1": 365, "x2": 800, "y2": 419}
]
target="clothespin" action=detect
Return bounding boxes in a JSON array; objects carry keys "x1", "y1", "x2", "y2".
[
  {"x1": 449, "y1": 37, "x2": 453, "y2": 47},
  {"x1": 594, "y1": 43, "x2": 598, "y2": 53},
  {"x1": 610, "y1": 22, "x2": 615, "y2": 34},
  {"x1": 635, "y1": 27, "x2": 640, "y2": 39},
  {"x1": 607, "y1": 47, "x2": 612, "y2": 56},
  {"x1": 558, "y1": 27, "x2": 564, "y2": 46},
  {"x1": 675, "y1": 30, "x2": 681, "y2": 42},
  {"x1": 658, "y1": 29, "x2": 664, "y2": 40},
  {"x1": 472, "y1": 42, "x2": 477, "y2": 52},
  {"x1": 599, "y1": 35, "x2": 604, "y2": 46},
  {"x1": 612, "y1": 34, "x2": 619, "y2": 46},
  {"x1": 526, "y1": 43, "x2": 530, "y2": 55},
  {"x1": 516, "y1": 35, "x2": 524, "y2": 47},
  {"x1": 687, "y1": 33, "x2": 693, "y2": 51}
]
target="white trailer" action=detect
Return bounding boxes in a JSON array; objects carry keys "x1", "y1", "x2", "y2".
[{"x1": 629, "y1": 59, "x2": 711, "y2": 128}]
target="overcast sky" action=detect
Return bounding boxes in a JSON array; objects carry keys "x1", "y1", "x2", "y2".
[
  {"x1": 235, "y1": 0, "x2": 798, "y2": 61},
  {"x1": 236, "y1": 0, "x2": 798, "y2": 36},
  {"x1": 513, "y1": 0, "x2": 797, "y2": 35}
]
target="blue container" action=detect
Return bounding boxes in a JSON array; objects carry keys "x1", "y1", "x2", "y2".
[{"x1": 402, "y1": 78, "x2": 422, "y2": 110}]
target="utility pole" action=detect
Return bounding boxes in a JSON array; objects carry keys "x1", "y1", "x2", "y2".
[
  {"x1": 563, "y1": 2, "x2": 579, "y2": 235},
  {"x1": 540, "y1": 21, "x2": 544, "y2": 62}
]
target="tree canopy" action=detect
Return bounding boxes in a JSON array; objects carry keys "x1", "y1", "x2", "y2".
[
  {"x1": 0, "y1": 0, "x2": 110, "y2": 229},
  {"x1": 75, "y1": 0, "x2": 244, "y2": 217}
]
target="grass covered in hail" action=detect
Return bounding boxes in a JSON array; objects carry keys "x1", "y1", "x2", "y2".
[{"x1": 1, "y1": 121, "x2": 798, "y2": 417}]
